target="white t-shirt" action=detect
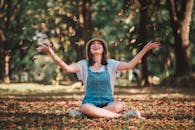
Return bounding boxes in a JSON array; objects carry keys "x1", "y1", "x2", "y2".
[{"x1": 76, "y1": 59, "x2": 121, "y2": 92}]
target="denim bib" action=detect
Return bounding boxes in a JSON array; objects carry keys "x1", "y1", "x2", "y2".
[{"x1": 82, "y1": 65, "x2": 114, "y2": 107}]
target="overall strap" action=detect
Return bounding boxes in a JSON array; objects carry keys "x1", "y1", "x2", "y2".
[
  {"x1": 105, "y1": 64, "x2": 108, "y2": 72},
  {"x1": 87, "y1": 61, "x2": 91, "y2": 72}
]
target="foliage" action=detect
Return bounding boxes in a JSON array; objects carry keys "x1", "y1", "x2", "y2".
[
  {"x1": 0, "y1": 83, "x2": 194, "y2": 129},
  {"x1": 0, "y1": 0, "x2": 50, "y2": 81}
]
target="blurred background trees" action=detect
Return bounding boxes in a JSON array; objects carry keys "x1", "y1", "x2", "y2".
[{"x1": 0, "y1": 0, "x2": 194, "y2": 86}]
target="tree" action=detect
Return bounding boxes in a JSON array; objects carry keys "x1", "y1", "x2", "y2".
[
  {"x1": 0, "y1": 0, "x2": 48, "y2": 83},
  {"x1": 46, "y1": 0, "x2": 92, "y2": 61},
  {"x1": 72, "y1": 0, "x2": 92, "y2": 60},
  {"x1": 0, "y1": 0, "x2": 29, "y2": 83},
  {"x1": 166, "y1": 0, "x2": 194, "y2": 76},
  {"x1": 137, "y1": 0, "x2": 151, "y2": 86},
  {"x1": 124, "y1": 0, "x2": 153, "y2": 86}
]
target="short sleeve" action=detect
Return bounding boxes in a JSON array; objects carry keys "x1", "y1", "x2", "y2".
[
  {"x1": 108, "y1": 59, "x2": 121, "y2": 78},
  {"x1": 76, "y1": 60, "x2": 87, "y2": 81}
]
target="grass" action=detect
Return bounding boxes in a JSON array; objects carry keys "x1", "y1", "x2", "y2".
[{"x1": 0, "y1": 83, "x2": 194, "y2": 129}]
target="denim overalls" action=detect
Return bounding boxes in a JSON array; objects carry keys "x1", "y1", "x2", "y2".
[{"x1": 82, "y1": 64, "x2": 114, "y2": 107}]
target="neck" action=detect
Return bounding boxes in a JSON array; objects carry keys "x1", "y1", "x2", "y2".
[
  {"x1": 92, "y1": 55, "x2": 103, "y2": 70},
  {"x1": 93, "y1": 55, "x2": 102, "y2": 64}
]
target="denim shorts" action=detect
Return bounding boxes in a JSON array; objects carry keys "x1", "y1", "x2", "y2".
[{"x1": 81, "y1": 102, "x2": 114, "y2": 108}]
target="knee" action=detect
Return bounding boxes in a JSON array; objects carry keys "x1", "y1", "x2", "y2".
[
  {"x1": 80, "y1": 103, "x2": 93, "y2": 113},
  {"x1": 114, "y1": 102, "x2": 124, "y2": 112}
]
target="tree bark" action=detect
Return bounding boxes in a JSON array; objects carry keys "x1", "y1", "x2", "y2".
[
  {"x1": 0, "y1": 49, "x2": 5, "y2": 81},
  {"x1": 79, "y1": 0, "x2": 92, "y2": 59},
  {"x1": 70, "y1": 0, "x2": 92, "y2": 60},
  {"x1": 0, "y1": 0, "x2": 11, "y2": 83},
  {"x1": 166, "y1": 0, "x2": 194, "y2": 76},
  {"x1": 138, "y1": 0, "x2": 150, "y2": 86},
  {"x1": 4, "y1": 51, "x2": 10, "y2": 83}
]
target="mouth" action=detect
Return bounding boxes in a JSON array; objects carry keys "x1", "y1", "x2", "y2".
[{"x1": 92, "y1": 47, "x2": 101, "y2": 50}]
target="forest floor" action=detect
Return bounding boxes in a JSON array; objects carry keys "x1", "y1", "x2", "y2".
[{"x1": 0, "y1": 83, "x2": 194, "y2": 129}]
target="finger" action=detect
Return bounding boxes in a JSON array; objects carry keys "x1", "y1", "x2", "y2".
[
  {"x1": 36, "y1": 46, "x2": 43, "y2": 50},
  {"x1": 154, "y1": 44, "x2": 161, "y2": 48},
  {"x1": 36, "y1": 47, "x2": 44, "y2": 52},
  {"x1": 146, "y1": 41, "x2": 152, "y2": 44},
  {"x1": 36, "y1": 46, "x2": 46, "y2": 51},
  {"x1": 154, "y1": 42, "x2": 161, "y2": 45},
  {"x1": 37, "y1": 44, "x2": 48, "y2": 49},
  {"x1": 150, "y1": 41, "x2": 160, "y2": 44},
  {"x1": 43, "y1": 43, "x2": 48, "y2": 46},
  {"x1": 151, "y1": 42, "x2": 161, "y2": 47},
  {"x1": 36, "y1": 46, "x2": 42, "y2": 50},
  {"x1": 49, "y1": 42, "x2": 54, "y2": 48}
]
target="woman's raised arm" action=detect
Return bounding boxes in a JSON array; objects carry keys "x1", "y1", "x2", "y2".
[
  {"x1": 117, "y1": 41, "x2": 161, "y2": 71},
  {"x1": 37, "y1": 44, "x2": 80, "y2": 73}
]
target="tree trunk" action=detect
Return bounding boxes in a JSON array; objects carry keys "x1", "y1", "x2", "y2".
[
  {"x1": 77, "y1": 0, "x2": 92, "y2": 60},
  {"x1": 166, "y1": 0, "x2": 194, "y2": 76},
  {"x1": 0, "y1": 50, "x2": 4, "y2": 81},
  {"x1": 138, "y1": 0, "x2": 150, "y2": 86},
  {"x1": 0, "y1": 0, "x2": 12, "y2": 83},
  {"x1": 4, "y1": 51, "x2": 10, "y2": 83},
  {"x1": 0, "y1": 32, "x2": 5, "y2": 81}
]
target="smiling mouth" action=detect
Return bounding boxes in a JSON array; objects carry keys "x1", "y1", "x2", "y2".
[{"x1": 92, "y1": 48, "x2": 101, "y2": 50}]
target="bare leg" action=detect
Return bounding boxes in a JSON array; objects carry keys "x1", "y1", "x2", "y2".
[
  {"x1": 80, "y1": 103, "x2": 121, "y2": 118},
  {"x1": 103, "y1": 101, "x2": 124, "y2": 113}
]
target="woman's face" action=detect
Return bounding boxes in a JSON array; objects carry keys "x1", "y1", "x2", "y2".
[{"x1": 90, "y1": 41, "x2": 104, "y2": 55}]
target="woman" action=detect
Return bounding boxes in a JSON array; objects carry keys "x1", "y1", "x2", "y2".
[{"x1": 37, "y1": 38, "x2": 160, "y2": 118}]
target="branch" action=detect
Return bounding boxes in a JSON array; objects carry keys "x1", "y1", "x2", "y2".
[{"x1": 166, "y1": 0, "x2": 178, "y2": 22}]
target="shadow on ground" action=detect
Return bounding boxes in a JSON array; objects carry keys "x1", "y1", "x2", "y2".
[{"x1": 0, "y1": 83, "x2": 194, "y2": 129}]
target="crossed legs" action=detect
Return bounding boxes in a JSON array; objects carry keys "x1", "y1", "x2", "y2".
[{"x1": 79, "y1": 101, "x2": 124, "y2": 118}]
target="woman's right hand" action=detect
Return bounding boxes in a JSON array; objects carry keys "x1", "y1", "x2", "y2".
[{"x1": 36, "y1": 43, "x2": 53, "y2": 54}]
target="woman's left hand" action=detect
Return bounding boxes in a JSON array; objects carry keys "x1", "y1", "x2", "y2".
[{"x1": 143, "y1": 41, "x2": 161, "y2": 51}]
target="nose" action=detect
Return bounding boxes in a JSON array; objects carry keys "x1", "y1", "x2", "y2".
[
  {"x1": 93, "y1": 43, "x2": 99, "y2": 46},
  {"x1": 91, "y1": 41, "x2": 101, "y2": 46}
]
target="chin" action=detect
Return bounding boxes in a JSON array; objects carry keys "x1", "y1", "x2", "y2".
[
  {"x1": 92, "y1": 51, "x2": 103, "y2": 54},
  {"x1": 92, "y1": 52, "x2": 103, "y2": 55}
]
